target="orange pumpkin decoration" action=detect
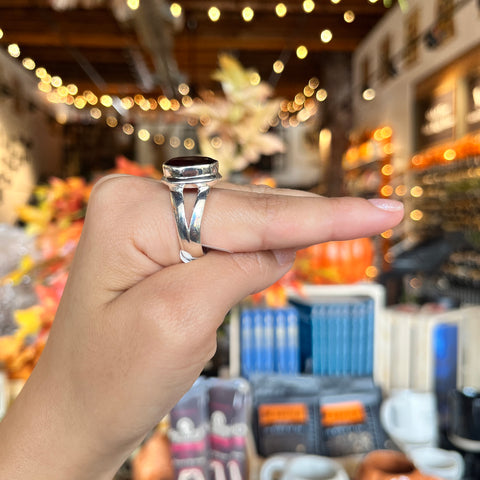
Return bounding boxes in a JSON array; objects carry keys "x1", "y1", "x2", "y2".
[{"x1": 293, "y1": 237, "x2": 375, "y2": 284}]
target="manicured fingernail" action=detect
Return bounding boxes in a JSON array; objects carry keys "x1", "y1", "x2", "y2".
[
  {"x1": 368, "y1": 198, "x2": 404, "y2": 212},
  {"x1": 273, "y1": 248, "x2": 296, "y2": 266}
]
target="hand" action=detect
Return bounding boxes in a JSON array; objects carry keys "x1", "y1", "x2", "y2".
[{"x1": 0, "y1": 176, "x2": 403, "y2": 479}]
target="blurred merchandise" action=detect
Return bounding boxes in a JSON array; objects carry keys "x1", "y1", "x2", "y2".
[
  {"x1": 260, "y1": 453, "x2": 349, "y2": 480},
  {"x1": 250, "y1": 374, "x2": 388, "y2": 458},
  {"x1": 168, "y1": 377, "x2": 251, "y2": 480},
  {"x1": 354, "y1": 449, "x2": 439, "y2": 480},
  {"x1": 293, "y1": 238, "x2": 375, "y2": 285}
]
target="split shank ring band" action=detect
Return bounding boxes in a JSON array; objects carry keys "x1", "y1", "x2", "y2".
[{"x1": 161, "y1": 156, "x2": 222, "y2": 263}]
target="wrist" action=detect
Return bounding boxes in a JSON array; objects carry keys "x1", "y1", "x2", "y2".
[{"x1": 0, "y1": 356, "x2": 130, "y2": 480}]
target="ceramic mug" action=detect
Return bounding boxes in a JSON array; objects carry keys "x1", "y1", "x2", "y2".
[
  {"x1": 260, "y1": 454, "x2": 349, "y2": 480},
  {"x1": 354, "y1": 450, "x2": 439, "y2": 480},
  {"x1": 380, "y1": 390, "x2": 438, "y2": 452},
  {"x1": 410, "y1": 446, "x2": 464, "y2": 480}
]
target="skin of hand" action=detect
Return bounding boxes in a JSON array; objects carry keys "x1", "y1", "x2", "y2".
[{"x1": 0, "y1": 175, "x2": 403, "y2": 479}]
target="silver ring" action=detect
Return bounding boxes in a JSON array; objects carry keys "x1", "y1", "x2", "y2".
[{"x1": 161, "y1": 156, "x2": 221, "y2": 263}]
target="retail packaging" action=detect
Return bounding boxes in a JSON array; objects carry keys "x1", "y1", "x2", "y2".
[{"x1": 250, "y1": 374, "x2": 388, "y2": 458}]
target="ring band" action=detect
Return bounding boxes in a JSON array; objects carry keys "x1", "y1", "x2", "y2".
[{"x1": 162, "y1": 156, "x2": 221, "y2": 263}]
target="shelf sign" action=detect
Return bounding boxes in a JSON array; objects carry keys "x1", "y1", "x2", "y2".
[
  {"x1": 416, "y1": 89, "x2": 455, "y2": 149},
  {"x1": 466, "y1": 73, "x2": 480, "y2": 133}
]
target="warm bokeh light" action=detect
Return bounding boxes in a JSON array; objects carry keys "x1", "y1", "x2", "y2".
[
  {"x1": 90, "y1": 108, "x2": 102, "y2": 119},
  {"x1": 381, "y1": 185, "x2": 394, "y2": 197},
  {"x1": 320, "y1": 29, "x2": 333, "y2": 43},
  {"x1": 208, "y1": 6, "x2": 221, "y2": 22},
  {"x1": 106, "y1": 116, "x2": 118, "y2": 128},
  {"x1": 35, "y1": 67, "x2": 47, "y2": 79},
  {"x1": 410, "y1": 186, "x2": 424, "y2": 198},
  {"x1": 365, "y1": 266, "x2": 378, "y2": 278},
  {"x1": 444, "y1": 148, "x2": 456, "y2": 161},
  {"x1": 303, "y1": 0, "x2": 315, "y2": 13},
  {"x1": 7, "y1": 43, "x2": 20, "y2": 58},
  {"x1": 395, "y1": 185, "x2": 407, "y2": 196},
  {"x1": 0, "y1": 28, "x2": 3, "y2": 39},
  {"x1": 296, "y1": 45, "x2": 308, "y2": 59},
  {"x1": 249, "y1": 72, "x2": 261, "y2": 86},
  {"x1": 381, "y1": 164, "x2": 394, "y2": 176},
  {"x1": 154, "y1": 134, "x2": 165, "y2": 145},
  {"x1": 182, "y1": 95, "x2": 193, "y2": 108},
  {"x1": 211, "y1": 136, "x2": 222, "y2": 149},
  {"x1": 178, "y1": 82, "x2": 190, "y2": 95},
  {"x1": 381, "y1": 126, "x2": 393, "y2": 138},
  {"x1": 303, "y1": 85, "x2": 314, "y2": 97},
  {"x1": 22, "y1": 58, "x2": 36, "y2": 70},
  {"x1": 273, "y1": 60, "x2": 284, "y2": 73},
  {"x1": 275, "y1": 3, "x2": 287, "y2": 17},
  {"x1": 122, "y1": 123, "x2": 134, "y2": 135},
  {"x1": 316, "y1": 88, "x2": 327, "y2": 101},
  {"x1": 51, "y1": 76, "x2": 62, "y2": 88},
  {"x1": 344, "y1": 10, "x2": 355, "y2": 23},
  {"x1": 381, "y1": 229, "x2": 393, "y2": 239},
  {"x1": 159, "y1": 97, "x2": 171, "y2": 110},
  {"x1": 308, "y1": 77, "x2": 319, "y2": 89},
  {"x1": 66, "y1": 84, "x2": 78, "y2": 95},
  {"x1": 242, "y1": 6, "x2": 254, "y2": 21},
  {"x1": 410, "y1": 209, "x2": 424, "y2": 221},
  {"x1": 362, "y1": 87, "x2": 376, "y2": 101},
  {"x1": 100, "y1": 95, "x2": 113, "y2": 107},
  {"x1": 74, "y1": 96, "x2": 87, "y2": 109},
  {"x1": 170, "y1": 2, "x2": 182, "y2": 18},
  {"x1": 138, "y1": 129, "x2": 150, "y2": 141},
  {"x1": 184, "y1": 138, "x2": 195, "y2": 150},
  {"x1": 121, "y1": 96, "x2": 134, "y2": 109},
  {"x1": 127, "y1": 0, "x2": 139, "y2": 10},
  {"x1": 170, "y1": 136, "x2": 181, "y2": 148}
]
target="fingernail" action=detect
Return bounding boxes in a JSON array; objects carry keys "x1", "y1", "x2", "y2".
[
  {"x1": 368, "y1": 198, "x2": 404, "y2": 212},
  {"x1": 273, "y1": 248, "x2": 296, "y2": 266}
]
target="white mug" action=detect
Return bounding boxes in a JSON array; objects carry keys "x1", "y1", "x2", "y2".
[
  {"x1": 410, "y1": 447, "x2": 464, "y2": 480},
  {"x1": 260, "y1": 454, "x2": 349, "y2": 480},
  {"x1": 381, "y1": 389, "x2": 438, "y2": 452}
]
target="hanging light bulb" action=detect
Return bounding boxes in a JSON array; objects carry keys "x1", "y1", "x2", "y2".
[
  {"x1": 242, "y1": 6, "x2": 254, "y2": 21},
  {"x1": 273, "y1": 60, "x2": 284, "y2": 73},
  {"x1": 344, "y1": 10, "x2": 355, "y2": 23},
  {"x1": 275, "y1": 3, "x2": 287, "y2": 17},
  {"x1": 296, "y1": 45, "x2": 308, "y2": 59},
  {"x1": 303, "y1": 0, "x2": 315, "y2": 13},
  {"x1": 208, "y1": 6, "x2": 221, "y2": 22},
  {"x1": 320, "y1": 29, "x2": 333, "y2": 43}
]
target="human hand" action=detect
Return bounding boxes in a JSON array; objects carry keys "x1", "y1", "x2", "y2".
[{"x1": 0, "y1": 176, "x2": 403, "y2": 479}]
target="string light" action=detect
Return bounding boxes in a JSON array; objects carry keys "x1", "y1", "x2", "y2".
[
  {"x1": 242, "y1": 6, "x2": 254, "y2": 22},
  {"x1": 208, "y1": 6, "x2": 221, "y2": 22},
  {"x1": 122, "y1": 124, "x2": 134, "y2": 135},
  {"x1": 249, "y1": 72, "x2": 261, "y2": 86},
  {"x1": 275, "y1": 3, "x2": 287, "y2": 17},
  {"x1": 316, "y1": 89, "x2": 327, "y2": 101},
  {"x1": 320, "y1": 29, "x2": 333, "y2": 43},
  {"x1": 138, "y1": 129, "x2": 150, "y2": 141},
  {"x1": 273, "y1": 60, "x2": 284, "y2": 73},
  {"x1": 296, "y1": 45, "x2": 308, "y2": 59},
  {"x1": 302, "y1": 0, "x2": 315, "y2": 13},
  {"x1": 7, "y1": 43, "x2": 20, "y2": 58},
  {"x1": 100, "y1": 94, "x2": 113, "y2": 107},
  {"x1": 170, "y1": 2, "x2": 182, "y2": 18},
  {"x1": 344, "y1": 10, "x2": 355, "y2": 23},
  {"x1": 127, "y1": 0, "x2": 140, "y2": 10},
  {"x1": 106, "y1": 116, "x2": 118, "y2": 128}
]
